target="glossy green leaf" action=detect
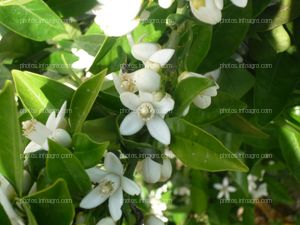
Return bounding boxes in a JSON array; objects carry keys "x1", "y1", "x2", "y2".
[
  {"x1": 167, "y1": 118, "x2": 249, "y2": 172},
  {"x1": 73, "y1": 34, "x2": 106, "y2": 56},
  {"x1": 73, "y1": 133, "x2": 108, "y2": 168},
  {"x1": 198, "y1": 0, "x2": 252, "y2": 72},
  {"x1": 0, "y1": 0, "x2": 66, "y2": 41},
  {"x1": 12, "y1": 70, "x2": 74, "y2": 122},
  {"x1": 185, "y1": 92, "x2": 247, "y2": 125},
  {"x1": 279, "y1": 122, "x2": 300, "y2": 181},
  {"x1": 22, "y1": 179, "x2": 75, "y2": 225},
  {"x1": 70, "y1": 71, "x2": 106, "y2": 133},
  {"x1": 0, "y1": 81, "x2": 23, "y2": 195},
  {"x1": 174, "y1": 77, "x2": 214, "y2": 116},
  {"x1": 254, "y1": 54, "x2": 300, "y2": 125},
  {"x1": 46, "y1": 140, "x2": 91, "y2": 201}
]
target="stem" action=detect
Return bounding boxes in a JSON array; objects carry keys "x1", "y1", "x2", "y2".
[{"x1": 0, "y1": 188, "x2": 24, "y2": 225}]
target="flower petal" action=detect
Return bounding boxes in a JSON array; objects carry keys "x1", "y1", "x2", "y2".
[
  {"x1": 24, "y1": 142, "x2": 42, "y2": 154},
  {"x1": 46, "y1": 112, "x2": 56, "y2": 132},
  {"x1": 158, "y1": 0, "x2": 175, "y2": 9},
  {"x1": 120, "y1": 92, "x2": 140, "y2": 110},
  {"x1": 104, "y1": 152, "x2": 124, "y2": 175},
  {"x1": 154, "y1": 93, "x2": 175, "y2": 116},
  {"x1": 120, "y1": 112, "x2": 145, "y2": 136},
  {"x1": 223, "y1": 177, "x2": 229, "y2": 186},
  {"x1": 22, "y1": 120, "x2": 51, "y2": 146},
  {"x1": 160, "y1": 159, "x2": 172, "y2": 182},
  {"x1": 131, "y1": 43, "x2": 160, "y2": 62},
  {"x1": 190, "y1": 0, "x2": 222, "y2": 25},
  {"x1": 86, "y1": 168, "x2": 107, "y2": 183},
  {"x1": 121, "y1": 176, "x2": 140, "y2": 195},
  {"x1": 96, "y1": 217, "x2": 116, "y2": 225},
  {"x1": 134, "y1": 69, "x2": 161, "y2": 93},
  {"x1": 112, "y1": 72, "x2": 124, "y2": 94},
  {"x1": 109, "y1": 188, "x2": 123, "y2": 221},
  {"x1": 213, "y1": 183, "x2": 222, "y2": 190},
  {"x1": 214, "y1": 0, "x2": 224, "y2": 9},
  {"x1": 146, "y1": 115, "x2": 171, "y2": 145},
  {"x1": 55, "y1": 101, "x2": 67, "y2": 129},
  {"x1": 149, "y1": 49, "x2": 175, "y2": 67},
  {"x1": 80, "y1": 185, "x2": 109, "y2": 209},
  {"x1": 193, "y1": 95, "x2": 212, "y2": 109},
  {"x1": 228, "y1": 186, "x2": 237, "y2": 192},
  {"x1": 230, "y1": 0, "x2": 247, "y2": 8},
  {"x1": 201, "y1": 86, "x2": 218, "y2": 97},
  {"x1": 142, "y1": 157, "x2": 161, "y2": 183}
]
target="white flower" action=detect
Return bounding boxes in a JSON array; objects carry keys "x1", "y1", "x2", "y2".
[
  {"x1": 189, "y1": 0, "x2": 222, "y2": 25},
  {"x1": 145, "y1": 215, "x2": 164, "y2": 225},
  {"x1": 178, "y1": 71, "x2": 219, "y2": 115},
  {"x1": 71, "y1": 48, "x2": 95, "y2": 71},
  {"x1": 213, "y1": 177, "x2": 236, "y2": 200},
  {"x1": 96, "y1": 217, "x2": 116, "y2": 225},
  {"x1": 131, "y1": 43, "x2": 175, "y2": 71},
  {"x1": 93, "y1": 0, "x2": 142, "y2": 37},
  {"x1": 80, "y1": 152, "x2": 140, "y2": 221},
  {"x1": 247, "y1": 174, "x2": 268, "y2": 199},
  {"x1": 0, "y1": 175, "x2": 24, "y2": 225},
  {"x1": 142, "y1": 157, "x2": 172, "y2": 183},
  {"x1": 158, "y1": 0, "x2": 175, "y2": 9},
  {"x1": 160, "y1": 158, "x2": 172, "y2": 182},
  {"x1": 22, "y1": 101, "x2": 72, "y2": 154},
  {"x1": 230, "y1": 0, "x2": 248, "y2": 8},
  {"x1": 119, "y1": 92, "x2": 174, "y2": 145},
  {"x1": 112, "y1": 69, "x2": 161, "y2": 94}
]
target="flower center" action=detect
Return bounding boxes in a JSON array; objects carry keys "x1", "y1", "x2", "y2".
[
  {"x1": 120, "y1": 73, "x2": 136, "y2": 92},
  {"x1": 22, "y1": 120, "x2": 37, "y2": 137},
  {"x1": 191, "y1": 0, "x2": 206, "y2": 9},
  {"x1": 137, "y1": 103, "x2": 155, "y2": 121},
  {"x1": 99, "y1": 179, "x2": 115, "y2": 196}
]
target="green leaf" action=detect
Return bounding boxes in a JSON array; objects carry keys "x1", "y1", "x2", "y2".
[
  {"x1": 70, "y1": 71, "x2": 106, "y2": 133},
  {"x1": 22, "y1": 203, "x2": 38, "y2": 225},
  {"x1": 22, "y1": 179, "x2": 75, "y2": 225},
  {"x1": 12, "y1": 70, "x2": 74, "y2": 122},
  {"x1": 0, "y1": 0, "x2": 66, "y2": 41},
  {"x1": 167, "y1": 118, "x2": 248, "y2": 172},
  {"x1": 73, "y1": 34, "x2": 106, "y2": 56},
  {"x1": 45, "y1": 0, "x2": 97, "y2": 17},
  {"x1": 185, "y1": 24, "x2": 212, "y2": 71},
  {"x1": 198, "y1": 0, "x2": 252, "y2": 72},
  {"x1": 251, "y1": 0, "x2": 300, "y2": 32},
  {"x1": 174, "y1": 77, "x2": 214, "y2": 116},
  {"x1": 279, "y1": 122, "x2": 300, "y2": 181},
  {"x1": 218, "y1": 65, "x2": 255, "y2": 99},
  {"x1": 0, "y1": 81, "x2": 23, "y2": 195},
  {"x1": 252, "y1": 0, "x2": 273, "y2": 18},
  {"x1": 0, "y1": 204, "x2": 11, "y2": 225},
  {"x1": 185, "y1": 92, "x2": 247, "y2": 125},
  {"x1": 73, "y1": 133, "x2": 108, "y2": 168},
  {"x1": 46, "y1": 140, "x2": 91, "y2": 202},
  {"x1": 254, "y1": 54, "x2": 300, "y2": 125}
]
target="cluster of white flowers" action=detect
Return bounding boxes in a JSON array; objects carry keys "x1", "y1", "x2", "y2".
[
  {"x1": 247, "y1": 174, "x2": 268, "y2": 199},
  {"x1": 189, "y1": 0, "x2": 248, "y2": 25}
]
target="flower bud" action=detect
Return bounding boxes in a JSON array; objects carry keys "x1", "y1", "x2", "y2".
[
  {"x1": 134, "y1": 69, "x2": 161, "y2": 93},
  {"x1": 158, "y1": 0, "x2": 175, "y2": 8},
  {"x1": 145, "y1": 215, "x2": 164, "y2": 225},
  {"x1": 23, "y1": 170, "x2": 32, "y2": 194},
  {"x1": 160, "y1": 159, "x2": 172, "y2": 182},
  {"x1": 96, "y1": 217, "x2": 115, "y2": 225},
  {"x1": 142, "y1": 157, "x2": 161, "y2": 183},
  {"x1": 131, "y1": 43, "x2": 160, "y2": 62},
  {"x1": 51, "y1": 129, "x2": 72, "y2": 148}
]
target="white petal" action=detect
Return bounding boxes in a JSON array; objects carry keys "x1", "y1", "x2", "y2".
[
  {"x1": 158, "y1": 0, "x2": 175, "y2": 9},
  {"x1": 153, "y1": 93, "x2": 175, "y2": 116},
  {"x1": 112, "y1": 72, "x2": 124, "y2": 94},
  {"x1": 193, "y1": 95, "x2": 212, "y2": 109},
  {"x1": 228, "y1": 186, "x2": 237, "y2": 192},
  {"x1": 45, "y1": 112, "x2": 56, "y2": 132},
  {"x1": 201, "y1": 86, "x2": 218, "y2": 97},
  {"x1": 120, "y1": 112, "x2": 145, "y2": 136},
  {"x1": 139, "y1": 91, "x2": 155, "y2": 103},
  {"x1": 142, "y1": 157, "x2": 161, "y2": 183},
  {"x1": 96, "y1": 217, "x2": 116, "y2": 225},
  {"x1": 86, "y1": 168, "x2": 107, "y2": 183},
  {"x1": 213, "y1": 183, "x2": 222, "y2": 190},
  {"x1": 223, "y1": 177, "x2": 229, "y2": 186},
  {"x1": 214, "y1": 0, "x2": 224, "y2": 9},
  {"x1": 190, "y1": 0, "x2": 222, "y2": 25},
  {"x1": 145, "y1": 215, "x2": 164, "y2": 225},
  {"x1": 160, "y1": 159, "x2": 172, "y2": 182},
  {"x1": 217, "y1": 191, "x2": 224, "y2": 199},
  {"x1": 182, "y1": 105, "x2": 190, "y2": 117},
  {"x1": 134, "y1": 69, "x2": 161, "y2": 92},
  {"x1": 55, "y1": 101, "x2": 67, "y2": 129},
  {"x1": 225, "y1": 191, "x2": 230, "y2": 200},
  {"x1": 121, "y1": 176, "x2": 140, "y2": 195},
  {"x1": 109, "y1": 188, "x2": 123, "y2": 221},
  {"x1": 50, "y1": 129, "x2": 72, "y2": 148},
  {"x1": 97, "y1": 18, "x2": 140, "y2": 37},
  {"x1": 149, "y1": 49, "x2": 175, "y2": 67},
  {"x1": 131, "y1": 43, "x2": 160, "y2": 62},
  {"x1": 146, "y1": 115, "x2": 171, "y2": 145},
  {"x1": 80, "y1": 185, "x2": 109, "y2": 209},
  {"x1": 105, "y1": 152, "x2": 124, "y2": 175},
  {"x1": 230, "y1": 0, "x2": 247, "y2": 7},
  {"x1": 120, "y1": 92, "x2": 140, "y2": 110},
  {"x1": 24, "y1": 142, "x2": 42, "y2": 154},
  {"x1": 22, "y1": 120, "x2": 51, "y2": 146}
]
